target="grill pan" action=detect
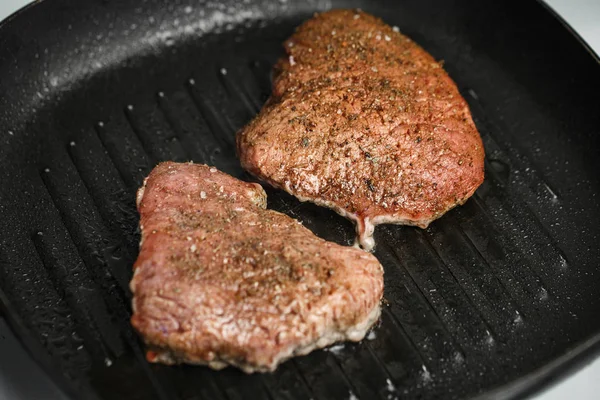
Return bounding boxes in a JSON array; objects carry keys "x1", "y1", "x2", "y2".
[{"x1": 1, "y1": 0, "x2": 600, "y2": 399}]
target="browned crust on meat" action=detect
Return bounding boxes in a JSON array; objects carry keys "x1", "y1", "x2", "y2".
[
  {"x1": 237, "y1": 9, "x2": 485, "y2": 248},
  {"x1": 131, "y1": 162, "x2": 384, "y2": 372}
]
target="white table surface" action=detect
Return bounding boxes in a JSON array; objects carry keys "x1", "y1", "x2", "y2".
[{"x1": 0, "y1": 0, "x2": 598, "y2": 399}]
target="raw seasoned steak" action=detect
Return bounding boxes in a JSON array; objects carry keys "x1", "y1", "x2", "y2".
[
  {"x1": 237, "y1": 9, "x2": 485, "y2": 250},
  {"x1": 131, "y1": 162, "x2": 383, "y2": 373}
]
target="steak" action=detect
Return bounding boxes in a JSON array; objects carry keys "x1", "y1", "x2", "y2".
[
  {"x1": 237, "y1": 9, "x2": 485, "y2": 250},
  {"x1": 131, "y1": 162, "x2": 383, "y2": 373}
]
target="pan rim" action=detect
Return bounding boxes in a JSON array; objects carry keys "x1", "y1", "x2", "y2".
[
  {"x1": 0, "y1": 0, "x2": 43, "y2": 31},
  {"x1": 0, "y1": 287, "x2": 89, "y2": 400},
  {"x1": 535, "y1": 0, "x2": 600, "y2": 65}
]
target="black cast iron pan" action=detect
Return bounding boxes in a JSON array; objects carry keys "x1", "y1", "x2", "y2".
[{"x1": 1, "y1": 0, "x2": 599, "y2": 399}]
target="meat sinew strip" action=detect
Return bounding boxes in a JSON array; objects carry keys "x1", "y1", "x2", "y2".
[
  {"x1": 237, "y1": 9, "x2": 485, "y2": 250},
  {"x1": 131, "y1": 162, "x2": 383, "y2": 373}
]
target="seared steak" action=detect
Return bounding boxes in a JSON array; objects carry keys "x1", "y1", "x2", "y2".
[
  {"x1": 131, "y1": 162, "x2": 383, "y2": 373},
  {"x1": 237, "y1": 9, "x2": 485, "y2": 250}
]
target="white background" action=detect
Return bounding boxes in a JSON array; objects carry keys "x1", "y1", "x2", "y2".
[{"x1": 0, "y1": 0, "x2": 598, "y2": 399}]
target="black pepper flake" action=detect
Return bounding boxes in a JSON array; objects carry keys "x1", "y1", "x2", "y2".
[
  {"x1": 301, "y1": 137, "x2": 309, "y2": 147},
  {"x1": 365, "y1": 179, "x2": 375, "y2": 192},
  {"x1": 416, "y1": 136, "x2": 422, "y2": 143}
]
